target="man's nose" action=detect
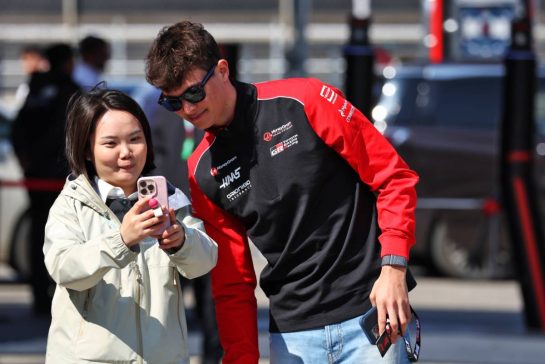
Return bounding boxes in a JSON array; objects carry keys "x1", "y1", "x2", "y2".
[{"x1": 181, "y1": 99, "x2": 198, "y2": 114}]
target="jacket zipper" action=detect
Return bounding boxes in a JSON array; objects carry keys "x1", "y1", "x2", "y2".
[
  {"x1": 173, "y1": 268, "x2": 185, "y2": 339},
  {"x1": 132, "y1": 262, "x2": 144, "y2": 364}
]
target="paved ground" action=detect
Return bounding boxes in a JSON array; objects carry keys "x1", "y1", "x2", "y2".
[{"x1": 1, "y1": 255, "x2": 545, "y2": 364}]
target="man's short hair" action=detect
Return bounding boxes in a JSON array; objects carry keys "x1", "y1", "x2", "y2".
[
  {"x1": 79, "y1": 35, "x2": 109, "y2": 56},
  {"x1": 145, "y1": 21, "x2": 221, "y2": 92}
]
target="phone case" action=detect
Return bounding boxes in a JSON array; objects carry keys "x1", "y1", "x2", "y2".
[
  {"x1": 137, "y1": 176, "x2": 170, "y2": 232},
  {"x1": 359, "y1": 306, "x2": 379, "y2": 344}
]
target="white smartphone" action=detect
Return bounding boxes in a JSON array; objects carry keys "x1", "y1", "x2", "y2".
[{"x1": 137, "y1": 176, "x2": 170, "y2": 232}]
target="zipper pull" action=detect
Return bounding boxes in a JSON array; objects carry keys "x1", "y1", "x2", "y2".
[{"x1": 132, "y1": 262, "x2": 143, "y2": 284}]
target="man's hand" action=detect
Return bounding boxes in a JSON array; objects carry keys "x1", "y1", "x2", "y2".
[{"x1": 369, "y1": 265, "x2": 411, "y2": 343}]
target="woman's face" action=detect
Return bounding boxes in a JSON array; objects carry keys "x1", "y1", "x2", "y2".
[{"x1": 90, "y1": 109, "x2": 147, "y2": 196}]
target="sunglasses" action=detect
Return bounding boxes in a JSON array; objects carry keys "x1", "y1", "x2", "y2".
[{"x1": 157, "y1": 64, "x2": 216, "y2": 112}]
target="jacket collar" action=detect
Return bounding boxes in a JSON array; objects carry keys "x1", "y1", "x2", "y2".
[
  {"x1": 94, "y1": 177, "x2": 137, "y2": 203},
  {"x1": 208, "y1": 80, "x2": 257, "y2": 139},
  {"x1": 62, "y1": 174, "x2": 111, "y2": 216}
]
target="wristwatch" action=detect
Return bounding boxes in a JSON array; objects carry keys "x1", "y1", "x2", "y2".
[{"x1": 381, "y1": 255, "x2": 408, "y2": 268}]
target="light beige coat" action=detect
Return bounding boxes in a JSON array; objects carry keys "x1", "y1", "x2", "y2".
[{"x1": 43, "y1": 175, "x2": 218, "y2": 364}]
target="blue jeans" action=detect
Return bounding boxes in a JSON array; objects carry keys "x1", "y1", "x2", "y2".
[{"x1": 269, "y1": 314, "x2": 410, "y2": 364}]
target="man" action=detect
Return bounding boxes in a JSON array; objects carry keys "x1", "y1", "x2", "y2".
[
  {"x1": 73, "y1": 35, "x2": 110, "y2": 89},
  {"x1": 11, "y1": 43, "x2": 81, "y2": 316},
  {"x1": 14, "y1": 45, "x2": 48, "y2": 108},
  {"x1": 145, "y1": 21, "x2": 418, "y2": 363}
]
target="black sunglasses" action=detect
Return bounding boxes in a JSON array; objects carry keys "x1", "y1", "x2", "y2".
[{"x1": 157, "y1": 64, "x2": 216, "y2": 112}]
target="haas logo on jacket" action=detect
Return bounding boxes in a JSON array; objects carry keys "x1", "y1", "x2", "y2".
[{"x1": 219, "y1": 167, "x2": 241, "y2": 189}]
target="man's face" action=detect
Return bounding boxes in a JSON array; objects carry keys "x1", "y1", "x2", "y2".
[
  {"x1": 21, "y1": 52, "x2": 47, "y2": 75},
  {"x1": 162, "y1": 64, "x2": 230, "y2": 130}
]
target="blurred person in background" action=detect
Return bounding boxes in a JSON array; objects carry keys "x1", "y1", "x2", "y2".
[
  {"x1": 14, "y1": 45, "x2": 48, "y2": 109},
  {"x1": 137, "y1": 86, "x2": 223, "y2": 364},
  {"x1": 146, "y1": 21, "x2": 419, "y2": 364},
  {"x1": 11, "y1": 43, "x2": 81, "y2": 316},
  {"x1": 73, "y1": 35, "x2": 111, "y2": 89}
]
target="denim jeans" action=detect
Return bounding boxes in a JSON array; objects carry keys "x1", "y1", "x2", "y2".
[{"x1": 269, "y1": 314, "x2": 410, "y2": 364}]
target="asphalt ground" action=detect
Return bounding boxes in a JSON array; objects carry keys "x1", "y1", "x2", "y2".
[{"x1": 1, "y1": 255, "x2": 545, "y2": 364}]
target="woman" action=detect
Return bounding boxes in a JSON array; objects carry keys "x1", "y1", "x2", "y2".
[{"x1": 43, "y1": 88, "x2": 218, "y2": 363}]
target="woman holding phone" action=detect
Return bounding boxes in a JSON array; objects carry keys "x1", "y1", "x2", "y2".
[{"x1": 42, "y1": 88, "x2": 218, "y2": 363}]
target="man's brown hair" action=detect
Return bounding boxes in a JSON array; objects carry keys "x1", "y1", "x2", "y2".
[{"x1": 145, "y1": 21, "x2": 221, "y2": 92}]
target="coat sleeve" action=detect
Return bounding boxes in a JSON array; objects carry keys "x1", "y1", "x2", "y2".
[
  {"x1": 167, "y1": 200, "x2": 218, "y2": 279},
  {"x1": 188, "y1": 171, "x2": 259, "y2": 364},
  {"x1": 302, "y1": 78, "x2": 419, "y2": 259},
  {"x1": 43, "y1": 195, "x2": 138, "y2": 291}
]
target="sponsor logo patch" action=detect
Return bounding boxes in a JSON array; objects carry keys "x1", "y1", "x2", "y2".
[
  {"x1": 210, "y1": 156, "x2": 237, "y2": 176},
  {"x1": 226, "y1": 180, "x2": 252, "y2": 201},
  {"x1": 219, "y1": 167, "x2": 241, "y2": 189},
  {"x1": 270, "y1": 134, "x2": 298, "y2": 157},
  {"x1": 320, "y1": 85, "x2": 338, "y2": 104},
  {"x1": 338, "y1": 99, "x2": 355, "y2": 123},
  {"x1": 263, "y1": 121, "x2": 293, "y2": 142}
]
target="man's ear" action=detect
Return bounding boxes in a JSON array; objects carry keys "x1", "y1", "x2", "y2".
[{"x1": 217, "y1": 59, "x2": 230, "y2": 80}]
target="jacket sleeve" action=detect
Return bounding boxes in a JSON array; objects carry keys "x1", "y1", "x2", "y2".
[
  {"x1": 43, "y1": 194, "x2": 138, "y2": 291},
  {"x1": 167, "y1": 201, "x2": 218, "y2": 279},
  {"x1": 303, "y1": 78, "x2": 419, "y2": 259},
  {"x1": 189, "y1": 172, "x2": 259, "y2": 364}
]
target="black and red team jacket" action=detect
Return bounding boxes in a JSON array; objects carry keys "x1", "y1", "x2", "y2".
[{"x1": 188, "y1": 78, "x2": 419, "y2": 364}]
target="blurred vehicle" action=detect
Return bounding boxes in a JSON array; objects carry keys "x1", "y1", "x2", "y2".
[
  {"x1": 0, "y1": 103, "x2": 31, "y2": 280},
  {"x1": 371, "y1": 62, "x2": 545, "y2": 279}
]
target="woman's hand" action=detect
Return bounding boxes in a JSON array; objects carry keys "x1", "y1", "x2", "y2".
[
  {"x1": 157, "y1": 208, "x2": 185, "y2": 252},
  {"x1": 120, "y1": 197, "x2": 170, "y2": 247}
]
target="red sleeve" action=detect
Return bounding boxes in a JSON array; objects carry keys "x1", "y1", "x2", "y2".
[
  {"x1": 302, "y1": 78, "x2": 419, "y2": 259},
  {"x1": 188, "y1": 142, "x2": 259, "y2": 364}
]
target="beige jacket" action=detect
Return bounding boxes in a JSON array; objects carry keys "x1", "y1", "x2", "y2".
[{"x1": 43, "y1": 175, "x2": 218, "y2": 364}]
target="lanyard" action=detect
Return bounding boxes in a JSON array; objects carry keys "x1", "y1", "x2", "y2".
[{"x1": 403, "y1": 306, "x2": 421, "y2": 362}]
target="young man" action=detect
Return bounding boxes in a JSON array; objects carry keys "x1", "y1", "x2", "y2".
[
  {"x1": 146, "y1": 21, "x2": 419, "y2": 364},
  {"x1": 73, "y1": 35, "x2": 111, "y2": 89}
]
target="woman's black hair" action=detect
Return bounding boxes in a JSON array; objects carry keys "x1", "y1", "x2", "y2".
[{"x1": 65, "y1": 87, "x2": 155, "y2": 179}]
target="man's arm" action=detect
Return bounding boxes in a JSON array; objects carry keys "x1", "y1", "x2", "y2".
[
  {"x1": 188, "y1": 170, "x2": 259, "y2": 364},
  {"x1": 302, "y1": 78, "x2": 418, "y2": 342}
]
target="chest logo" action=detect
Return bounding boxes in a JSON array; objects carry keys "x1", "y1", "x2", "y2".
[
  {"x1": 263, "y1": 121, "x2": 293, "y2": 142},
  {"x1": 270, "y1": 134, "x2": 299, "y2": 157},
  {"x1": 210, "y1": 156, "x2": 237, "y2": 176},
  {"x1": 219, "y1": 167, "x2": 241, "y2": 189}
]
